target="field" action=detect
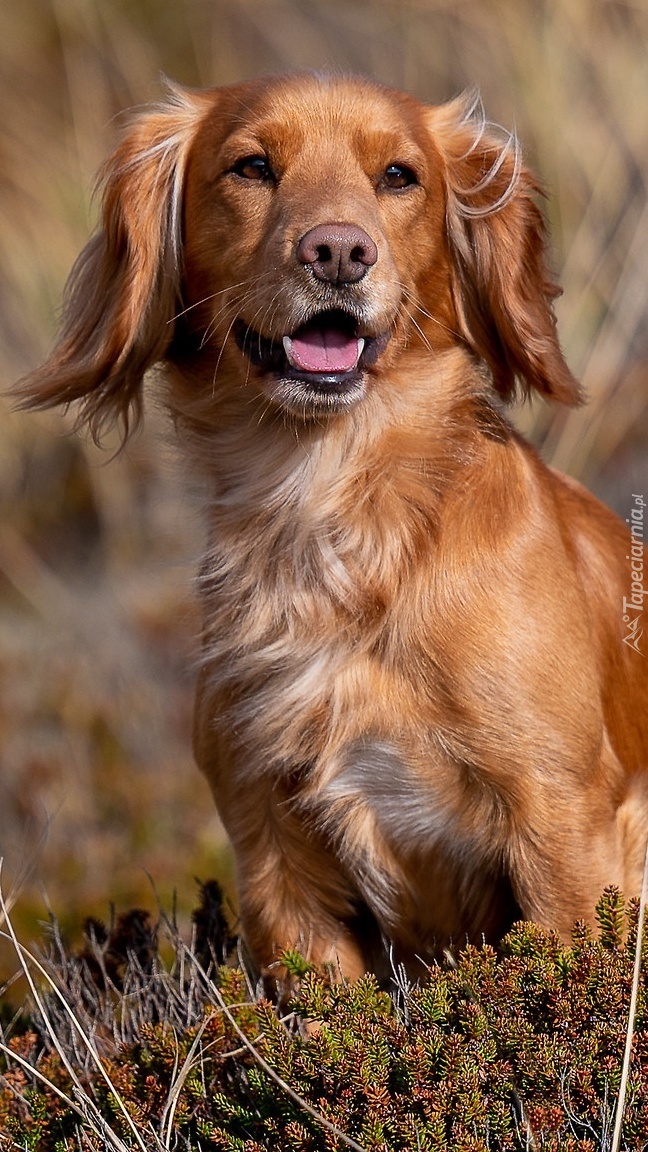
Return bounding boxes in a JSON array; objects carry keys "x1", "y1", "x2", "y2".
[{"x1": 0, "y1": 0, "x2": 647, "y2": 964}]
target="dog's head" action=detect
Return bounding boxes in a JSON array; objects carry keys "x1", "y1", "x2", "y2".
[{"x1": 18, "y1": 73, "x2": 580, "y2": 436}]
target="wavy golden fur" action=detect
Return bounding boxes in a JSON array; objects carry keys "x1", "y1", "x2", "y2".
[{"x1": 19, "y1": 73, "x2": 648, "y2": 986}]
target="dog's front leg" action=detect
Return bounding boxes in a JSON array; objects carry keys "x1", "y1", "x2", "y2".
[
  {"x1": 193, "y1": 676, "x2": 372, "y2": 990},
  {"x1": 230, "y1": 788, "x2": 371, "y2": 994},
  {"x1": 507, "y1": 781, "x2": 633, "y2": 937},
  {"x1": 197, "y1": 765, "x2": 368, "y2": 991}
]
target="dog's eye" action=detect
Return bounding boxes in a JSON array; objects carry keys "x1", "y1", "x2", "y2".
[
  {"x1": 231, "y1": 155, "x2": 275, "y2": 182},
  {"x1": 380, "y1": 164, "x2": 418, "y2": 191}
]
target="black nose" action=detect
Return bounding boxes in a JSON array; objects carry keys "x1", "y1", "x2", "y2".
[{"x1": 296, "y1": 222, "x2": 378, "y2": 285}]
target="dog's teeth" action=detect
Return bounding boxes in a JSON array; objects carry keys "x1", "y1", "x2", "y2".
[
  {"x1": 282, "y1": 336, "x2": 295, "y2": 367},
  {"x1": 357, "y1": 338, "x2": 365, "y2": 361}
]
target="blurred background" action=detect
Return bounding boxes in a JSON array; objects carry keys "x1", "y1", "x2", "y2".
[{"x1": 0, "y1": 0, "x2": 647, "y2": 968}]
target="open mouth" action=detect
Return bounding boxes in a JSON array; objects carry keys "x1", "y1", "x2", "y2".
[{"x1": 233, "y1": 309, "x2": 389, "y2": 411}]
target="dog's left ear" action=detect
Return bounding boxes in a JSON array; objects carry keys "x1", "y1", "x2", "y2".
[{"x1": 427, "y1": 95, "x2": 582, "y2": 405}]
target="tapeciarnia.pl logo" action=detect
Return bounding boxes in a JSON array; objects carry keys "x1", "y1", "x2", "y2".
[{"x1": 623, "y1": 493, "x2": 645, "y2": 655}]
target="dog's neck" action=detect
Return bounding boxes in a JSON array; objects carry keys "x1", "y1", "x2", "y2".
[{"x1": 165, "y1": 344, "x2": 505, "y2": 521}]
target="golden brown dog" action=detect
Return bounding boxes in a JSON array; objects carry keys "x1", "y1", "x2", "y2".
[{"x1": 19, "y1": 73, "x2": 648, "y2": 984}]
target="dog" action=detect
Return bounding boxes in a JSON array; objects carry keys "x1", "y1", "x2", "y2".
[{"x1": 18, "y1": 72, "x2": 647, "y2": 986}]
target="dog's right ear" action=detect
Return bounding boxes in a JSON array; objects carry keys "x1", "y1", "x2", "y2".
[{"x1": 16, "y1": 82, "x2": 212, "y2": 441}]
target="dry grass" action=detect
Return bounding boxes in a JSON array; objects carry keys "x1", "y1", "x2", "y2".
[{"x1": 0, "y1": 0, "x2": 646, "y2": 970}]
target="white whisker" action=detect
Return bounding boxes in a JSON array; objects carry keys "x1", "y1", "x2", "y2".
[
  {"x1": 168, "y1": 279, "x2": 264, "y2": 324},
  {"x1": 399, "y1": 284, "x2": 461, "y2": 340},
  {"x1": 401, "y1": 304, "x2": 433, "y2": 354}
]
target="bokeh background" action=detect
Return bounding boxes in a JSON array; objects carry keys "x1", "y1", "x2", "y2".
[{"x1": 1, "y1": 0, "x2": 647, "y2": 967}]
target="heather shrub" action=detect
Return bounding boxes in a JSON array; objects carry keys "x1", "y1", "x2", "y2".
[{"x1": 1, "y1": 885, "x2": 647, "y2": 1150}]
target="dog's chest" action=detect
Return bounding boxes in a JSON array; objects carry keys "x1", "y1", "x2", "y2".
[
  {"x1": 200, "y1": 446, "x2": 436, "y2": 752},
  {"x1": 200, "y1": 508, "x2": 399, "y2": 757}
]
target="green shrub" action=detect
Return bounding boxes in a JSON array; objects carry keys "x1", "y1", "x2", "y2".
[{"x1": 1, "y1": 885, "x2": 647, "y2": 1150}]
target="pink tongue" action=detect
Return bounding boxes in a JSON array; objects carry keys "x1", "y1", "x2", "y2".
[{"x1": 288, "y1": 326, "x2": 361, "y2": 373}]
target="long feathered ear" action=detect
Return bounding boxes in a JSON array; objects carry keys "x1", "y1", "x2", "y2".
[
  {"x1": 427, "y1": 93, "x2": 582, "y2": 406},
  {"x1": 16, "y1": 81, "x2": 212, "y2": 441}
]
